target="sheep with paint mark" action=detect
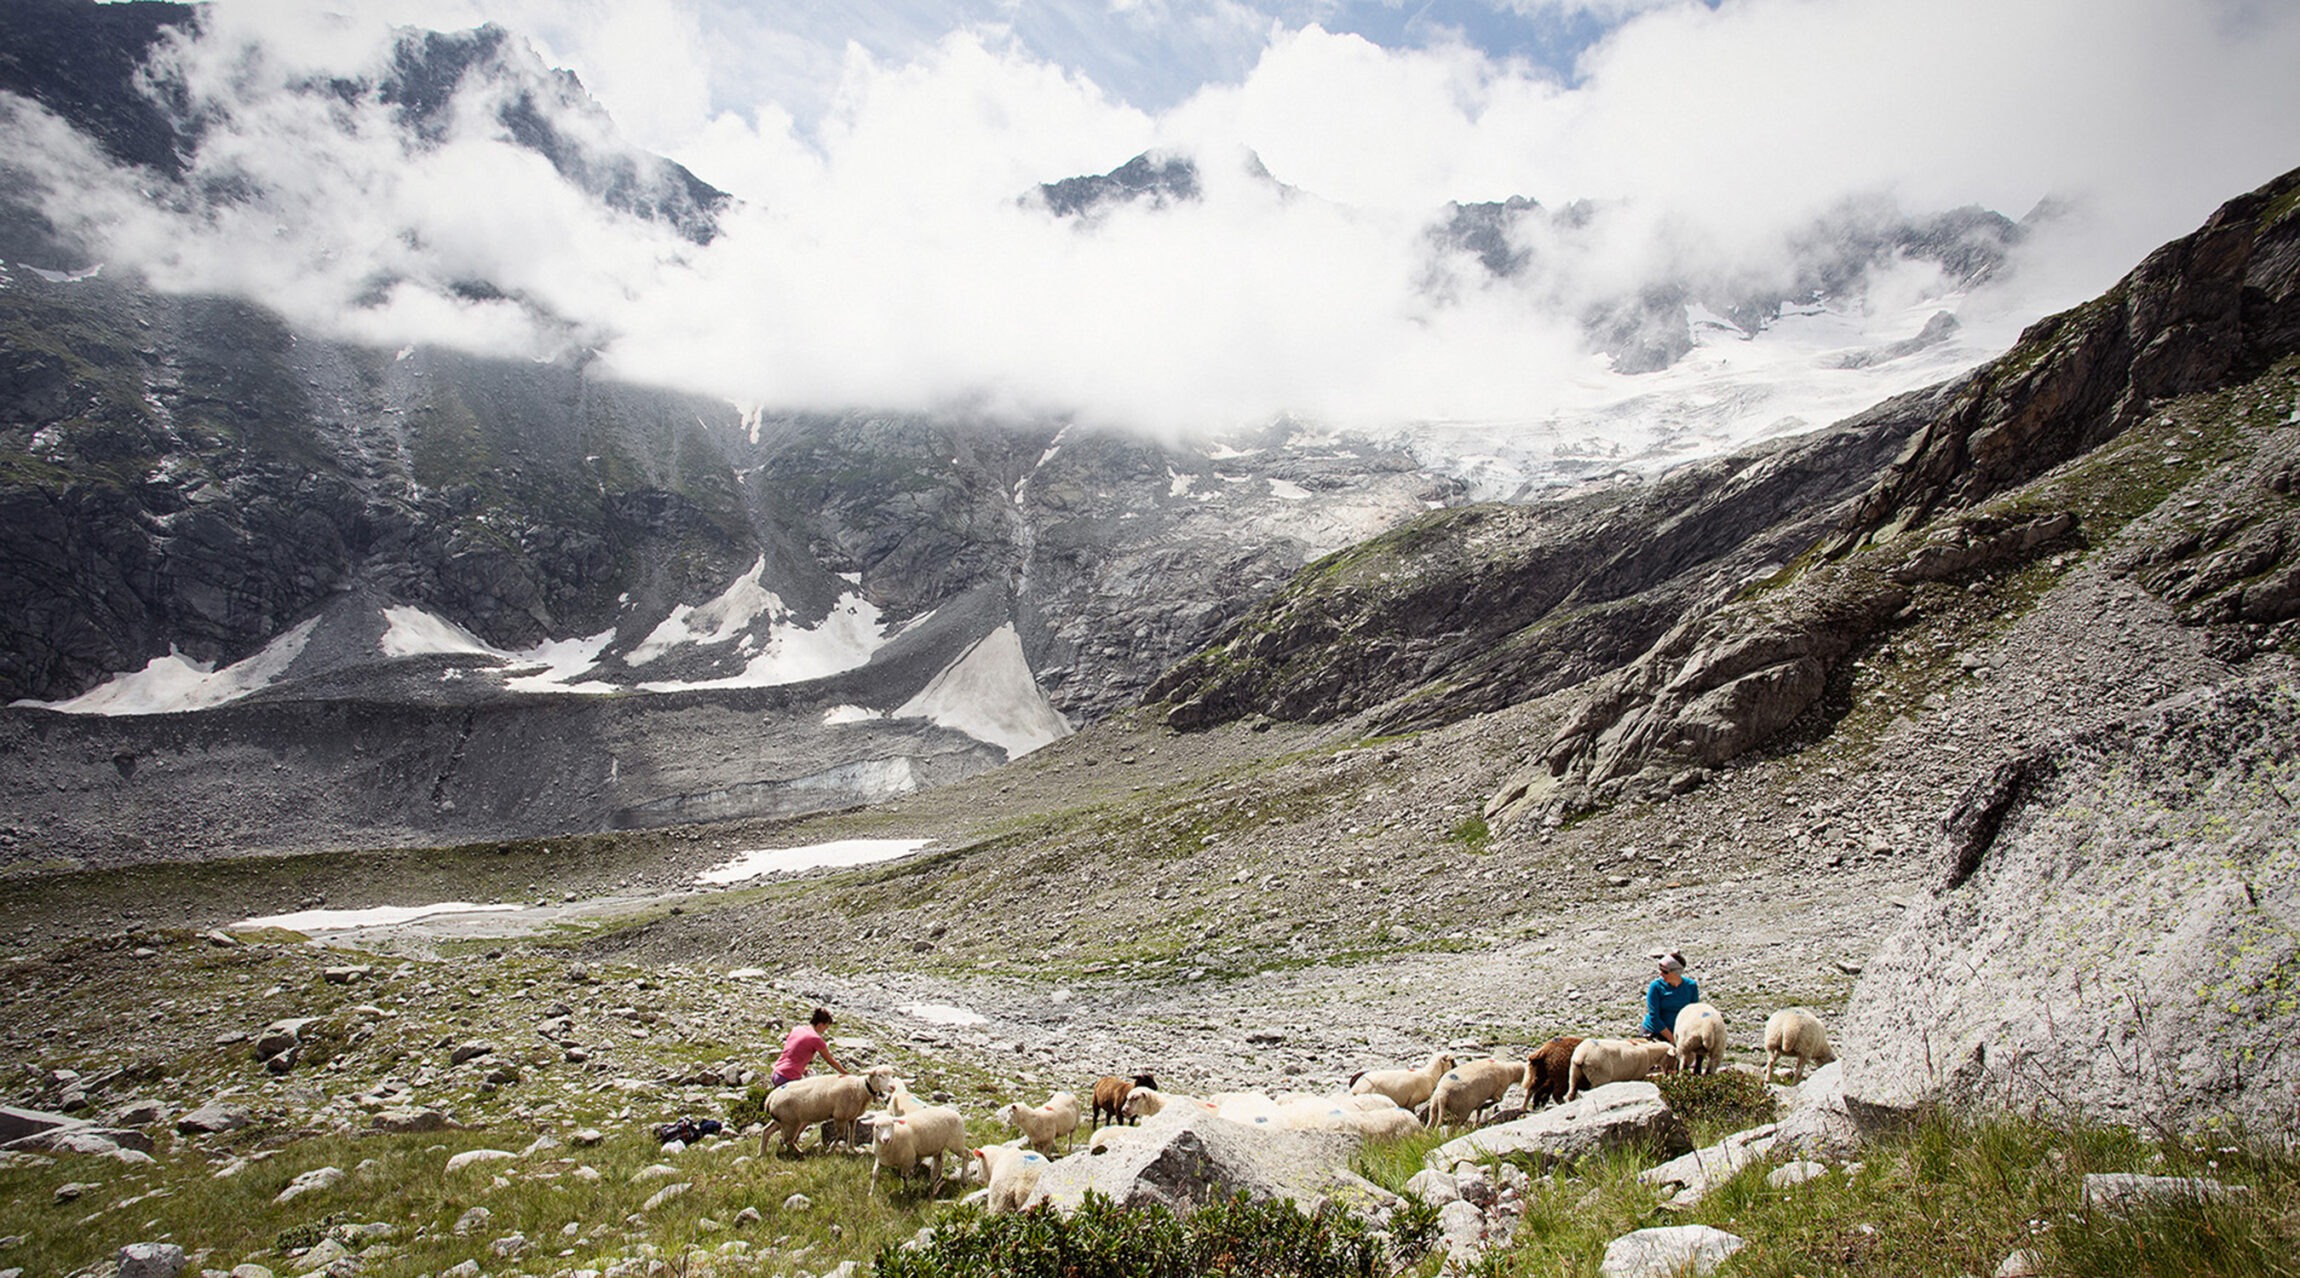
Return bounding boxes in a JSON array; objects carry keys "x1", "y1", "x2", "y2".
[
  {"x1": 870, "y1": 1104, "x2": 970, "y2": 1194},
  {"x1": 1763, "y1": 1007, "x2": 1836, "y2": 1083},
  {"x1": 1091, "y1": 1073, "x2": 1159, "y2": 1128},
  {"x1": 996, "y1": 1090, "x2": 1081, "y2": 1154},
  {"x1": 965, "y1": 1139, "x2": 1049, "y2": 1213},
  {"x1": 763, "y1": 1064, "x2": 897, "y2": 1154},
  {"x1": 1427, "y1": 1058, "x2": 1527, "y2": 1130},
  {"x1": 1349, "y1": 1051, "x2": 1456, "y2": 1112},
  {"x1": 1672, "y1": 1002, "x2": 1727, "y2": 1076},
  {"x1": 885, "y1": 1076, "x2": 931, "y2": 1116},
  {"x1": 1565, "y1": 1038, "x2": 1675, "y2": 1100}
]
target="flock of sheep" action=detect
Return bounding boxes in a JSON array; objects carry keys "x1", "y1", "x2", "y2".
[{"x1": 753, "y1": 1004, "x2": 1837, "y2": 1210}]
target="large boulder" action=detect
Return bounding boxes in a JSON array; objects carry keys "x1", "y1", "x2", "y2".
[
  {"x1": 1025, "y1": 1107, "x2": 1388, "y2": 1217},
  {"x1": 1836, "y1": 678, "x2": 2300, "y2": 1135},
  {"x1": 1424, "y1": 1082, "x2": 1691, "y2": 1173}
]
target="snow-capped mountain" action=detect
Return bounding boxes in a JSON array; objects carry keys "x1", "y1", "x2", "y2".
[{"x1": 0, "y1": 1, "x2": 2091, "y2": 865}]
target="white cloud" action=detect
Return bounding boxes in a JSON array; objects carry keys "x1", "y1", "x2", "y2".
[{"x1": 11, "y1": 0, "x2": 2299, "y2": 447}]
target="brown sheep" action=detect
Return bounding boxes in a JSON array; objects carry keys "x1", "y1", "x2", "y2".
[
  {"x1": 1525, "y1": 1036, "x2": 1584, "y2": 1107},
  {"x1": 1090, "y1": 1072, "x2": 1158, "y2": 1128}
]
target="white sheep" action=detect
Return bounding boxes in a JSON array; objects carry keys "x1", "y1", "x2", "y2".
[
  {"x1": 886, "y1": 1077, "x2": 930, "y2": 1116},
  {"x1": 1349, "y1": 1052, "x2": 1457, "y2": 1112},
  {"x1": 1348, "y1": 1104, "x2": 1424, "y2": 1141},
  {"x1": 996, "y1": 1090, "x2": 1081, "y2": 1154},
  {"x1": 1565, "y1": 1038, "x2": 1675, "y2": 1100},
  {"x1": 1763, "y1": 1008, "x2": 1836, "y2": 1084},
  {"x1": 870, "y1": 1104, "x2": 970, "y2": 1195},
  {"x1": 1211, "y1": 1091, "x2": 1285, "y2": 1128},
  {"x1": 1088, "y1": 1124, "x2": 1141, "y2": 1154},
  {"x1": 1283, "y1": 1095, "x2": 1423, "y2": 1138},
  {"x1": 764, "y1": 1065, "x2": 897, "y2": 1154},
  {"x1": 965, "y1": 1139, "x2": 1049, "y2": 1213},
  {"x1": 1673, "y1": 1003, "x2": 1727, "y2": 1076},
  {"x1": 1426, "y1": 1058, "x2": 1527, "y2": 1130},
  {"x1": 1121, "y1": 1088, "x2": 1215, "y2": 1122}
]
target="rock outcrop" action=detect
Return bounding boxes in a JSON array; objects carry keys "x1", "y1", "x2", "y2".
[
  {"x1": 1835, "y1": 677, "x2": 2300, "y2": 1135},
  {"x1": 1026, "y1": 1106, "x2": 1386, "y2": 1216},
  {"x1": 1491, "y1": 166, "x2": 2300, "y2": 820}
]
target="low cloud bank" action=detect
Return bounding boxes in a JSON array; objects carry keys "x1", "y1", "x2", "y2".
[{"x1": 6, "y1": 0, "x2": 2296, "y2": 446}]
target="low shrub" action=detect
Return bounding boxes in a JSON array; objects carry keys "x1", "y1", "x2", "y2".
[
  {"x1": 872, "y1": 1190, "x2": 1398, "y2": 1278},
  {"x1": 1655, "y1": 1068, "x2": 1777, "y2": 1136},
  {"x1": 727, "y1": 1082, "x2": 771, "y2": 1131}
]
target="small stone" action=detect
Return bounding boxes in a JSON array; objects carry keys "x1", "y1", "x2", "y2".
[
  {"x1": 489, "y1": 1233, "x2": 530, "y2": 1259},
  {"x1": 570, "y1": 1128, "x2": 605, "y2": 1147},
  {"x1": 273, "y1": 1166, "x2": 345, "y2": 1205},
  {"x1": 1766, "y1": 1161, "x2": 1827, "y2": 1188},
  {"x1": 2082, "y1": 1173, "x2": 2252, "y2": 1212},
  {"x1": 117, "y1": 1243, "x2": 189, "y2": 1278},
  {"x1": 1600, "y1": 1225, "x2": 1747, "y2": 1278},
  {"x1": 642, "y1": 1183, "x2": 691, "y2": 1212},
  {"x1": 321, "y1": 966, "x2": 372, "y2": 985},
  {"x1": 1994, "y1": 1249, "x2": 2046, "y2": 1278},
  {"x1": 55, "y1": 1181, "x2": 98, "y2": 1203},
  {"x1": 782, "y1": 1192, "x2": 812, "y2": 1212},
  {"x1": 733, "y1": 1207, "x2": 761, "y2": 1229},
  {"x1": 449, "y1": 1042, "x2": 496, "y2": 1066},
  {"x1": 1437, "y1": 1200, "x2": 1486, "y2": 1258},
  {"x1": 444, "y1": 1149, "x2": 516, "y2": 1173},
  {"x1": 443, "y1": 1261, "x2": 482, "y2": 1278},
  {"x1": 1403, "y1": 1169, "x2": 1461, "y2": 1206},
  {"x1": 371, "y1": 1109, "x2": 448, "y2": 1134},
  {"x1": 229, "y1": 1266, "x2": 275, "y2": 1278},
  {"x1": 453, "y1": 1206, "x2": 493, "y2": 1236}
]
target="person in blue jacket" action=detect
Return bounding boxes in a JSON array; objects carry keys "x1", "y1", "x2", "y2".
[{"x1": 1643, "y1": 951, "x2": 1699, "y2": 1043}]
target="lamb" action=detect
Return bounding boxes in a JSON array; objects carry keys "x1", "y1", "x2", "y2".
[
  {"x1": 763, "y1": 1064, "x2": 897, "y2": 1154},
  {"x1": 1672, "y1": 1003, "x2": 1727, "y2": 1076},
  {"x1": 1762, "y1": 1008, "x2": 1836, "y2": 1084},
  {"x1": 965, "y1": 1139, "x2": 1049, "y2": 1213},
  {"x1": 996, "y1": 1090, "x2": 1081, "y2": 1154},
  {"x1": 1348, "y1": 1052, "x2": 1457, "y2": 1112},
  {"x1": 1565, "y1": 1038, "x2": 1675, "y2": 1100},
  {"x1": 1090, "y1": 1073, "x2": 1159, "y2": 1128},
  {"x1": 870, "y1": 1104, "x2": 971, "y2": 1195},
  {"x1": 1426, "y1": 1058, "x2": 1528, "y2": 1130},
  {"x1": 1524, "y1": 1036, "x2": 1584, "y2": 1107}
]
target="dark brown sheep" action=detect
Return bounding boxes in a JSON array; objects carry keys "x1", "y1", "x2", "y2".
[
  {"x1": 1090, "y1": 1072, "x2": 1159, "y2": 1127},
  {"x1": 1525, "y1": 1036, "x2": 1584, "y2": 1107}
]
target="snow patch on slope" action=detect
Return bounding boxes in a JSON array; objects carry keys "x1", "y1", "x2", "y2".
[
  {"x1": 379, "y1": 607, "x2": 494, "y2": 658},
  {"x1": 894, "y1": 623, "x2": 1071, "y2": 758},
  {"x1": 698, "y1": 837, "x2": 934, "y2": 885},
  {"x1": 20, "y1": 618, "x2": 321, "y2": 715},
  {"x1": 622, "y1": 555, "x2": 899, "y2": 691}
]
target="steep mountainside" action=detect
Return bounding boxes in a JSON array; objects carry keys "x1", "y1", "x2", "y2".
[{"x1": 1148, "y1": 166, "x2": 2300, "y2": 823}]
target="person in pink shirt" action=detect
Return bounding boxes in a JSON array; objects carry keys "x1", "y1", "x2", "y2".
[{"x1": 771, "y1": 1007, "x2": 849, "y2": 1086}]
